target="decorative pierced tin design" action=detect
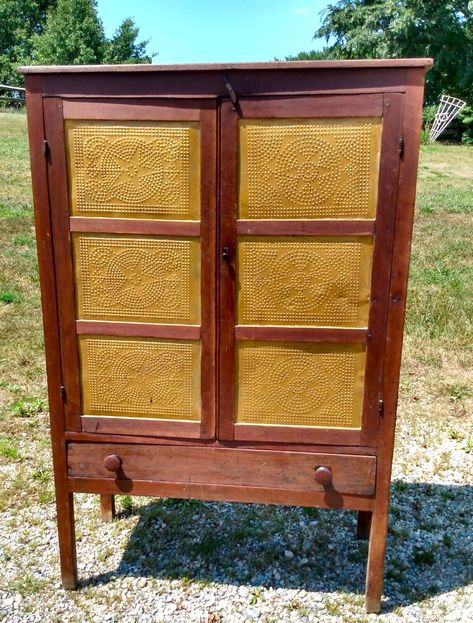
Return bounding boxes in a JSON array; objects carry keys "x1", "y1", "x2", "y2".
[
  {"x1": 66, "y1": 121, "x2": 200, "y2": 219},
  {"x1": 236, "y1": 342, "x2": 366, "y2": 428},
  {"x1": 237, "y1": 237, "x2": 372, "y2": 327},
  {"x1": 239, "y1": 118, "x2": 381, "y2": 219},
  {"x1": 73, "y1": 234, "x2": 200, "y2": 324},
  {"x1": 79, "y1": 337, "x2": 200, "y2": 420}
]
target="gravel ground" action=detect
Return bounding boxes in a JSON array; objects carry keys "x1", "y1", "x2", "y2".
[{"x1": 0, "y1": 397, "x2": 472, "y2": 622}]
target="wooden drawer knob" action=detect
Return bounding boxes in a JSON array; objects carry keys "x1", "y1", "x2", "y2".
[
  {"x1": 104, "y1": 454, "x2": 122, "y2": 473},
  {"x1": 314, "y1": 465, "x2": 332, "y2": 485}
]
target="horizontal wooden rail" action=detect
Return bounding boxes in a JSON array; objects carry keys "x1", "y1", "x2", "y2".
[
  {"x1": 235, "y1": 326, "x2": 368, "y2": 343},
  {"x1": 236, "y1": 220, "x2": 375, "y2": 236},
  {"x1": 70, "y1": 217, "x2": 201, "y2": 236},
  {"x1": 76, "y1": 320, "x2": 200, "y2": 340}
]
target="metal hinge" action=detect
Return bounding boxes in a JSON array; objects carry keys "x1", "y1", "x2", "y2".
[
  {"x1": 60, "y1": 385, "x2": 66, "y2": 401},
  {"x1": 43, "y1": 139, "x2": 49, "y2": 157},
  {"x1": 399, "y1": 136, "x2": 405, "y2": 158},
  {"x1": 378, "y1": 398, "x2": 384, "y2": 417}
]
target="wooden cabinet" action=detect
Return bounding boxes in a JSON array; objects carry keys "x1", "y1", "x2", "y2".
[{"x1": 21, "y1": 59, "x2": 431, "y2": 613}]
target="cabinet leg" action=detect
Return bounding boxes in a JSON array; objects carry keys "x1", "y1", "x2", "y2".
[
  {"x1": 100, "y1": 494, "x2": 116, "y2": 523},
  {"x1": 56, "y1": 489, "x2": 78, "y2": 590},
  {"x1": 365, "y1": 507, "x2": 388, "y2": 614},
  {"x1": 357, "y1": 510, "x2": 372, "y2": 540}
]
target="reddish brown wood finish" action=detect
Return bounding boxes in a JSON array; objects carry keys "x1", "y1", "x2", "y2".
[
  {"x1": 235, "y1": 326, "x2": 368, "y2": 343},
  {"x1": 100, "y1": 494, "x2": 116, "y2": 522},
  {"x1": 68, "y1": 443, "x2": 377, "y2": 495},
  {"x1": 21, "y1": 61, "x2": 430, "y2": 610},
  {"x1": 43, "y1": 97, "x2": 82, "y2": 432},
  {"x1": 20, "y1": 59, "x2": 433, "y2": 73},
  {"x1": 65, "y1": 431, "x2": 378, "y2": 455},
  {"x1": 233, "y1": 424, "x2": 371, "y2": 447},
  {"x1": 69, "y1": 217, "x2": 201, "y2": 236},
  {"x1": 199, "y1": 104, "x2": 218, "y2": 438},
  {"x1": 237, "y1": 93, "x2": 383, "y2": 118},
  {"x1": 218, "y1": 99, "x2": 238, "y2": 440},
  {"x1": 218, "y1": 93, "x2": 403, "y2": 447},
  {"x1": 24, "y1": 78, "x2": 77, "y2": 588},
  {"x1": 68, "y1": 477, "x2": 375, "y2": 511},
  {"x1": 76, "y1": 321, "x2": 200, "y2": 340},
  {"x1": 359, "y1": 93, "x2": 404, "y2": 444},
  {"x1": 43, "y1": 97, "x2": 218, "y2": 441},
  {"x1": 236, "y1": 220, "x2": 375, "y2": 236},
  {"x1": 81, "y1": 416, "x2": 202, "y2": 439},
  {"x1": 62, "y1": 97, "x2": 207, "y2": 120},
  {"x1": 365, "y1": 69, "x2": 427, "y2": 615},
  {"x1": 23, "y1": 68, "x2": 416, "y2": 107}
]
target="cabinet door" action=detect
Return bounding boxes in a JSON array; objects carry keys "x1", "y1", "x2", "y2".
[
  {"x1": 44, "y1": 98, "x2": 216, "y2": 438},
  {"x1": 219, "y1": 93, "x2": 403, "y2": 446}
]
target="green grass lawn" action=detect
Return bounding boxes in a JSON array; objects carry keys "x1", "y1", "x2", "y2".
[{"x1": 0, "y1": 111, "x2": 472, "y2": 479}]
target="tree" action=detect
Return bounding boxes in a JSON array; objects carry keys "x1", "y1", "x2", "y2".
[
  {"x1": 104, "y1": 18, "x2": 152, "y2": 64},
  {"x1": 313, "y1": 1, "x2": 473, "y2": 104},
  {"x1": 32, "y1": 0, "x2": 105, "y2": 65},
  {"x1": 0, "y1": 0, "x2": 56, "y2": 85},
  {"x1": 283, "y1": 48, "x2": 333, "y2": 61}
]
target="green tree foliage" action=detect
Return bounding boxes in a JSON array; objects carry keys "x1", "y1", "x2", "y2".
[
  {"x1": 314, "y1": 1, "x2": 473, "y2": 104},
  {"x1": 0, "y1": 0, "x2": 56, "y2": 85},
  {"x1": 0, "y1": 0, "x2": 151, "y2": 84},
  {"x1": 32, "y1": 0, "x2": 105, "y2": 64},
  {"x1": 284, "y1": 48, "x2": 333, "y2": 61},
  {"x1": 104, "y1": 18, "x2": 152, "y2": 64}
]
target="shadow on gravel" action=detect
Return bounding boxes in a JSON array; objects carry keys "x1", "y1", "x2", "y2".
[{"x1": 83, "y1": 481, "x2": 473, "y2": 612}]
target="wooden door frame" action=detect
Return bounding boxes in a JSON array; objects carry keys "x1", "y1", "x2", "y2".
[
  {"x1": 218, "y1": 92, "x2": 404, "y2": 446},
  {"x1": 43, "y1": 96, "x2": 218, "y2": 439}
]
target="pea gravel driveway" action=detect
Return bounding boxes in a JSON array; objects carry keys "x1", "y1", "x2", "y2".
[{"x1": 0, "y1": 396, "x2": 472, "y2": 623}]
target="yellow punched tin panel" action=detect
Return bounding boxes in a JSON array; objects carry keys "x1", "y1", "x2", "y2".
[
  {"x1": 236, "y1": 342, "x2": 366, "y2": 428},
  {"x1": 237, "y1": 236, "x2": 373, "y2": 327},
  {"x1": 239, "y1": 118, "x2": 381, "y2": 219},
  {"x1": 73, "y1": 234, "x2": 200, "y2": 324},
  {"x1": 79, "y1": 336, "x2": 200, "y2": 420},
  {"x1": 66, "y1": 120, "x2": 200, "y2": 219}
]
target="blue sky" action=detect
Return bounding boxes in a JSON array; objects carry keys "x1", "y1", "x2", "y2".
[{"x1": 96, "y1": 1, "x2": 328, "y2": 64}]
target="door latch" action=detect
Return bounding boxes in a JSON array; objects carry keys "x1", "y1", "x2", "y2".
[
  {"x1": 399, "y1": 136, "x2": 405, "y2": 158},
  {"x1": 223, "y1": 75, "x2": 242, "y2": 117}
]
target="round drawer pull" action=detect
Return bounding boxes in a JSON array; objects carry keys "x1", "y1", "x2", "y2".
[
  {"x1": 104, "y1": 454, "x2": 122, "y2": 473},
  {"x1": 314, "y1": 465, "x2": 332, "y2": 486}
]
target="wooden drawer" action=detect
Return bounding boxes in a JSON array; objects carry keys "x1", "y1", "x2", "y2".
[{"x1": 67, "y1": 443, "x2": 376, "y2": 496}]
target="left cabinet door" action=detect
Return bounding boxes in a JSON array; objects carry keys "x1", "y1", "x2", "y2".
[{"x1": 43, "y1": 97, "x2": 217, "y2": 439}]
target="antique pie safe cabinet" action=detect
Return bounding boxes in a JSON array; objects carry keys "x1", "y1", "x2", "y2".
[{"x1": 21, "y1": 59, "x2": 431, "y2": 612}]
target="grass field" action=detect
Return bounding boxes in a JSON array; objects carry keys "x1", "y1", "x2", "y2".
[{"x1": 0, "y1": 111, "x2": 472, "y2": 621}]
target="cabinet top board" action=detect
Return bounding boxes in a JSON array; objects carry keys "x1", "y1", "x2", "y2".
[{"x1": 19, "y1": 58, "x2": 433, "y2": 75}]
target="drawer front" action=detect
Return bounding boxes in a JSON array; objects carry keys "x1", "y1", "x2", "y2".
[{"x1": 67, "y1": 443, "x2": 376, "y2": 496}]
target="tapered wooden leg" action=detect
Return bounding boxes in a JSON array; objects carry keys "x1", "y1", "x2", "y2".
[
  {"x1": 357, "y1": 510, "x2": 372, "y2": 540},
  {"x1": 100, "y1": 494, "x2": 116, "y2": 522},
  {"x1": 365, "y1": 507, "x2": 389, "y2": 613},
  {"x1": 56, "y1": 489, "x2": 78, "y2": 589}
]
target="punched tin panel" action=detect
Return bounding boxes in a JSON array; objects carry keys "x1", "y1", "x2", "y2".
[
  {"x1": 66, "y1": 120, "x2": 201, "y2": 219},
  {"x1": 237, "y1": 236, "x2": 373, "y2": 327},
  {"x1": 239, "y1": 118, "x2": 382, "y2": 219},
  {"x1": 236, "y1": 342, "x2": 366, "y2": 428},
  {"x1": 73, "y1": 234, "x2": 201, "y2": 324},
  {"x1": 79, "y1": 336, "x2": 201, "y2": 420},
  {"x1": 65, "y1": 119, "x2": 203, "y2": 423},
  {"x1": 235, "y1": 116, "x2": 381, "y2": 429}
]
